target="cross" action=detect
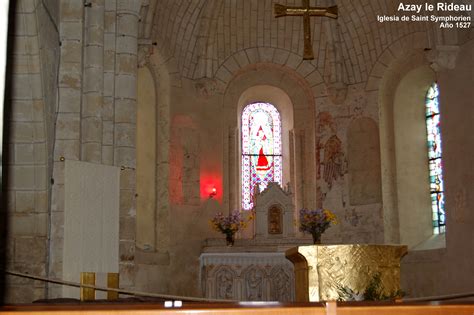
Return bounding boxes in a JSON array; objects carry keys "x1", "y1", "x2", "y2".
[{"x1": 274, "y1": 0, "x2": 338, "y2": 60}]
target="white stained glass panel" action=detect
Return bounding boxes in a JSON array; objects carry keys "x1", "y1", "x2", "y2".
[
  {"x1": 242, "y1": 103, "x2": 282, "y2": 210},
  {"x1": 425, "y1": 83, "x2": 445, "y2": 234}
]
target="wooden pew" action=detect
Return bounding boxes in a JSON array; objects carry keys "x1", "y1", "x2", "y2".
[{"x1": 1, "y1": 301, "x2": 473, "y2": 315}]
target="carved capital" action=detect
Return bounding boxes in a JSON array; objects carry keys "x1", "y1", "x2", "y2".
[
  {"x1": 425, "y1": 45, "x2": 460, "y2": 71},
  {"x1": 194, "y1": 77, "x2": 222, "y2": 98}
]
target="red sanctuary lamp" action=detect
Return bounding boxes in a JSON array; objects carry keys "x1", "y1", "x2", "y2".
[
  {"x1": 209, "y1": 187, "x2": 217, "y2": 199},
  {"x1": 200, "y1": 172, "x2": 222, "y2": 201}
]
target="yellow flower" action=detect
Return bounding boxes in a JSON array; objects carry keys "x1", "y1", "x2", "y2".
[
  {"x1": 323, "y1": 209, "x2": 338, "y2": 224},
  {"x1": 247, "y1": 211, "x2": 255, "y2": 221}
]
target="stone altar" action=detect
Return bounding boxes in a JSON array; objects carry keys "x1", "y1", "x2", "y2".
[
  {"x1": 200, "y1": 183, "x2": 312, "y2": 301},
  {"x1": 201, "y1": 182, "x2": 407, "y2": 302},
  {"x1": 200, "y1": 252, "x2": 295, "y2": 301},
  {"x1": 286, "y1": 244, "x2": 408, "y2": 302}
]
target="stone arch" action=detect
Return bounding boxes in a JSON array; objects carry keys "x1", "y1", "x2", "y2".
[
  {"x1": 365, "y1": 32, "x2": 429, "y2": 92},
  {"x1": 368, "y1": 32, "x2": 438, "y2": 246},
  {"x1": 215, "y1": 47, "x2": 323, "y2": 95},
  {"x1": 238, "y1": 86, "x2": 293, "y2": 211},
  {"x1": 148, "y1": 51, "x2": 182, "y2": 88},
  {"x1": 392, "y1": 66, "x2": 436, "y2": 249},
  {"x1": 220, "y1": 62, "x2": 317, "y2": 214},
  {"x1": 143, "y1": 50, "x2": 176, "y2": 252}
]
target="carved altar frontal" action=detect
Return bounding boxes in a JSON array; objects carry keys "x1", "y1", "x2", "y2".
[
  {"x1": 200, "y1": 252, "x2": 295, "y2": 301},
  {"x1": 201, "y1": 183, "x2": 305, "y2": 301}
]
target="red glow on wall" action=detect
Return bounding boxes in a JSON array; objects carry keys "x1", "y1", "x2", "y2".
[{"x1": 200, "y1": 173, "x2": 222, "y2": 201}]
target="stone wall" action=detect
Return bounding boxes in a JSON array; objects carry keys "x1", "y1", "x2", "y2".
[
  {"x1": 144, "y1": 0, "x2": 472, "y2": 299},
  {"x1": 4, "y1": 0, "x2": 59, "y2": 303},
  {"x1": 9, "y1": 0, "x2": 142, "y2": 301},
  {"x1": 401, "y1": 39, "x2": 474, "y2": 298},
  {"x1": 437, "y1": 38, "x2": 474, "y2": 296}
]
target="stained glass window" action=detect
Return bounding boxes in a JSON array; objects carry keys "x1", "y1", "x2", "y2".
[
  {"x1": 425, "y1": 83, "x2": 445, "y2": 234},
  {"x1": 242, "y1": 103, "x2": 282, "y2": 210}
]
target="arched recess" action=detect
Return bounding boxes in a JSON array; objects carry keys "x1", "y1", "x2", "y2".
[
  {"x1": 148, "y1": 51, "x2": 173, "y2": 251},
  {"x1": 136, "y1": 65, "x2": 156, "y2": 250},
  {"x1": 393, "y1": 65, "x2": 437, "y2": 249},
  {"x1": 377, "y1": 48, "x2": 443, "y2": 249},
  {"x1": 136, "y1": 50, "x2": 173, "y2": 252},
  {"x1": 221, "y1": 63, "x2": 316, "y2": 220},
  {"x1": 364, "y1": 32, "x2": 429, "y2": 244},
  {"x1": 238, "y1": 85, "x2": 293, "y2": 211}
]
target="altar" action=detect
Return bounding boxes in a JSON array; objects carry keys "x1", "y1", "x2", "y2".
[
  {"x1": 200, "y1": 251, "x2": 293, "y2": 301},
  {"x1": 200, "y1": 183, "x2": 312, "y2": 301},
  {"x1": 200, "y1": 242, "x2": 407, "y2": 302},
  {"x1": 200, "y1": 184, "x2": 407, "y2": 302},
  {"x1": 286, "y1": 244, "x2": 408, "y2": 302}
]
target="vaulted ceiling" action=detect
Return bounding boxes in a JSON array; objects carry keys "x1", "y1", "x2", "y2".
[{"x1": 138, "y1": 0, "x2": 462, "y2": 84}]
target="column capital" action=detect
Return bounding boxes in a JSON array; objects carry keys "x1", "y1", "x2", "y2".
[{"x1": 426, "y1": 45, "x2": 460, "y2": 71}]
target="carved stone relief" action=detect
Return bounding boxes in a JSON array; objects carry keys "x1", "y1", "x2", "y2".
[
  {"x1": 270, "y1": 266, "x2": 292, "y2": 302},
  {"x1": 244, "y1": 266, "x2": 265, "y2": 301},
  {"x1": 215, "y1": 267, "x2": 235, "y2": 300},
  {"x1": 201, "y1": 253, "x2": 295, "y2": 301}
]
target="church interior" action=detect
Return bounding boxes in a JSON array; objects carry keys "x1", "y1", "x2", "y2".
[{"x1": 0, "y1": 0, "x2": 473, "y2": 313}]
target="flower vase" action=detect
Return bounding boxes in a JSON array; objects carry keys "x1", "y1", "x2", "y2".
[
  {"x1": 225, "y1": 233, "x2": 235, "y2": 246},
  {"x1": 311, "y1": 232, "x2": 322, "y2": 244}
]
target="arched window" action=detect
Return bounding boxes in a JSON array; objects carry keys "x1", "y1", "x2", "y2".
[
  {"x1": 241, "y1": 103, "x2": 282, "y2": 210},
  {"x1": 425, "y1": 83, "x2": 445, "y2": 234}
]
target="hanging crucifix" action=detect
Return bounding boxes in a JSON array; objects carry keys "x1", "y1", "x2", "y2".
[{"x1": 274, "y1": 0, "x2": 338, "y2": 60}]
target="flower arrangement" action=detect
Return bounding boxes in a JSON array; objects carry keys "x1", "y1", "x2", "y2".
[
  {"x1": 299, "y1": 208, "x2": 338, "y2": 244},
  {"x1": 210, "y1": 211, "x2": 250, "y2": 246}
]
